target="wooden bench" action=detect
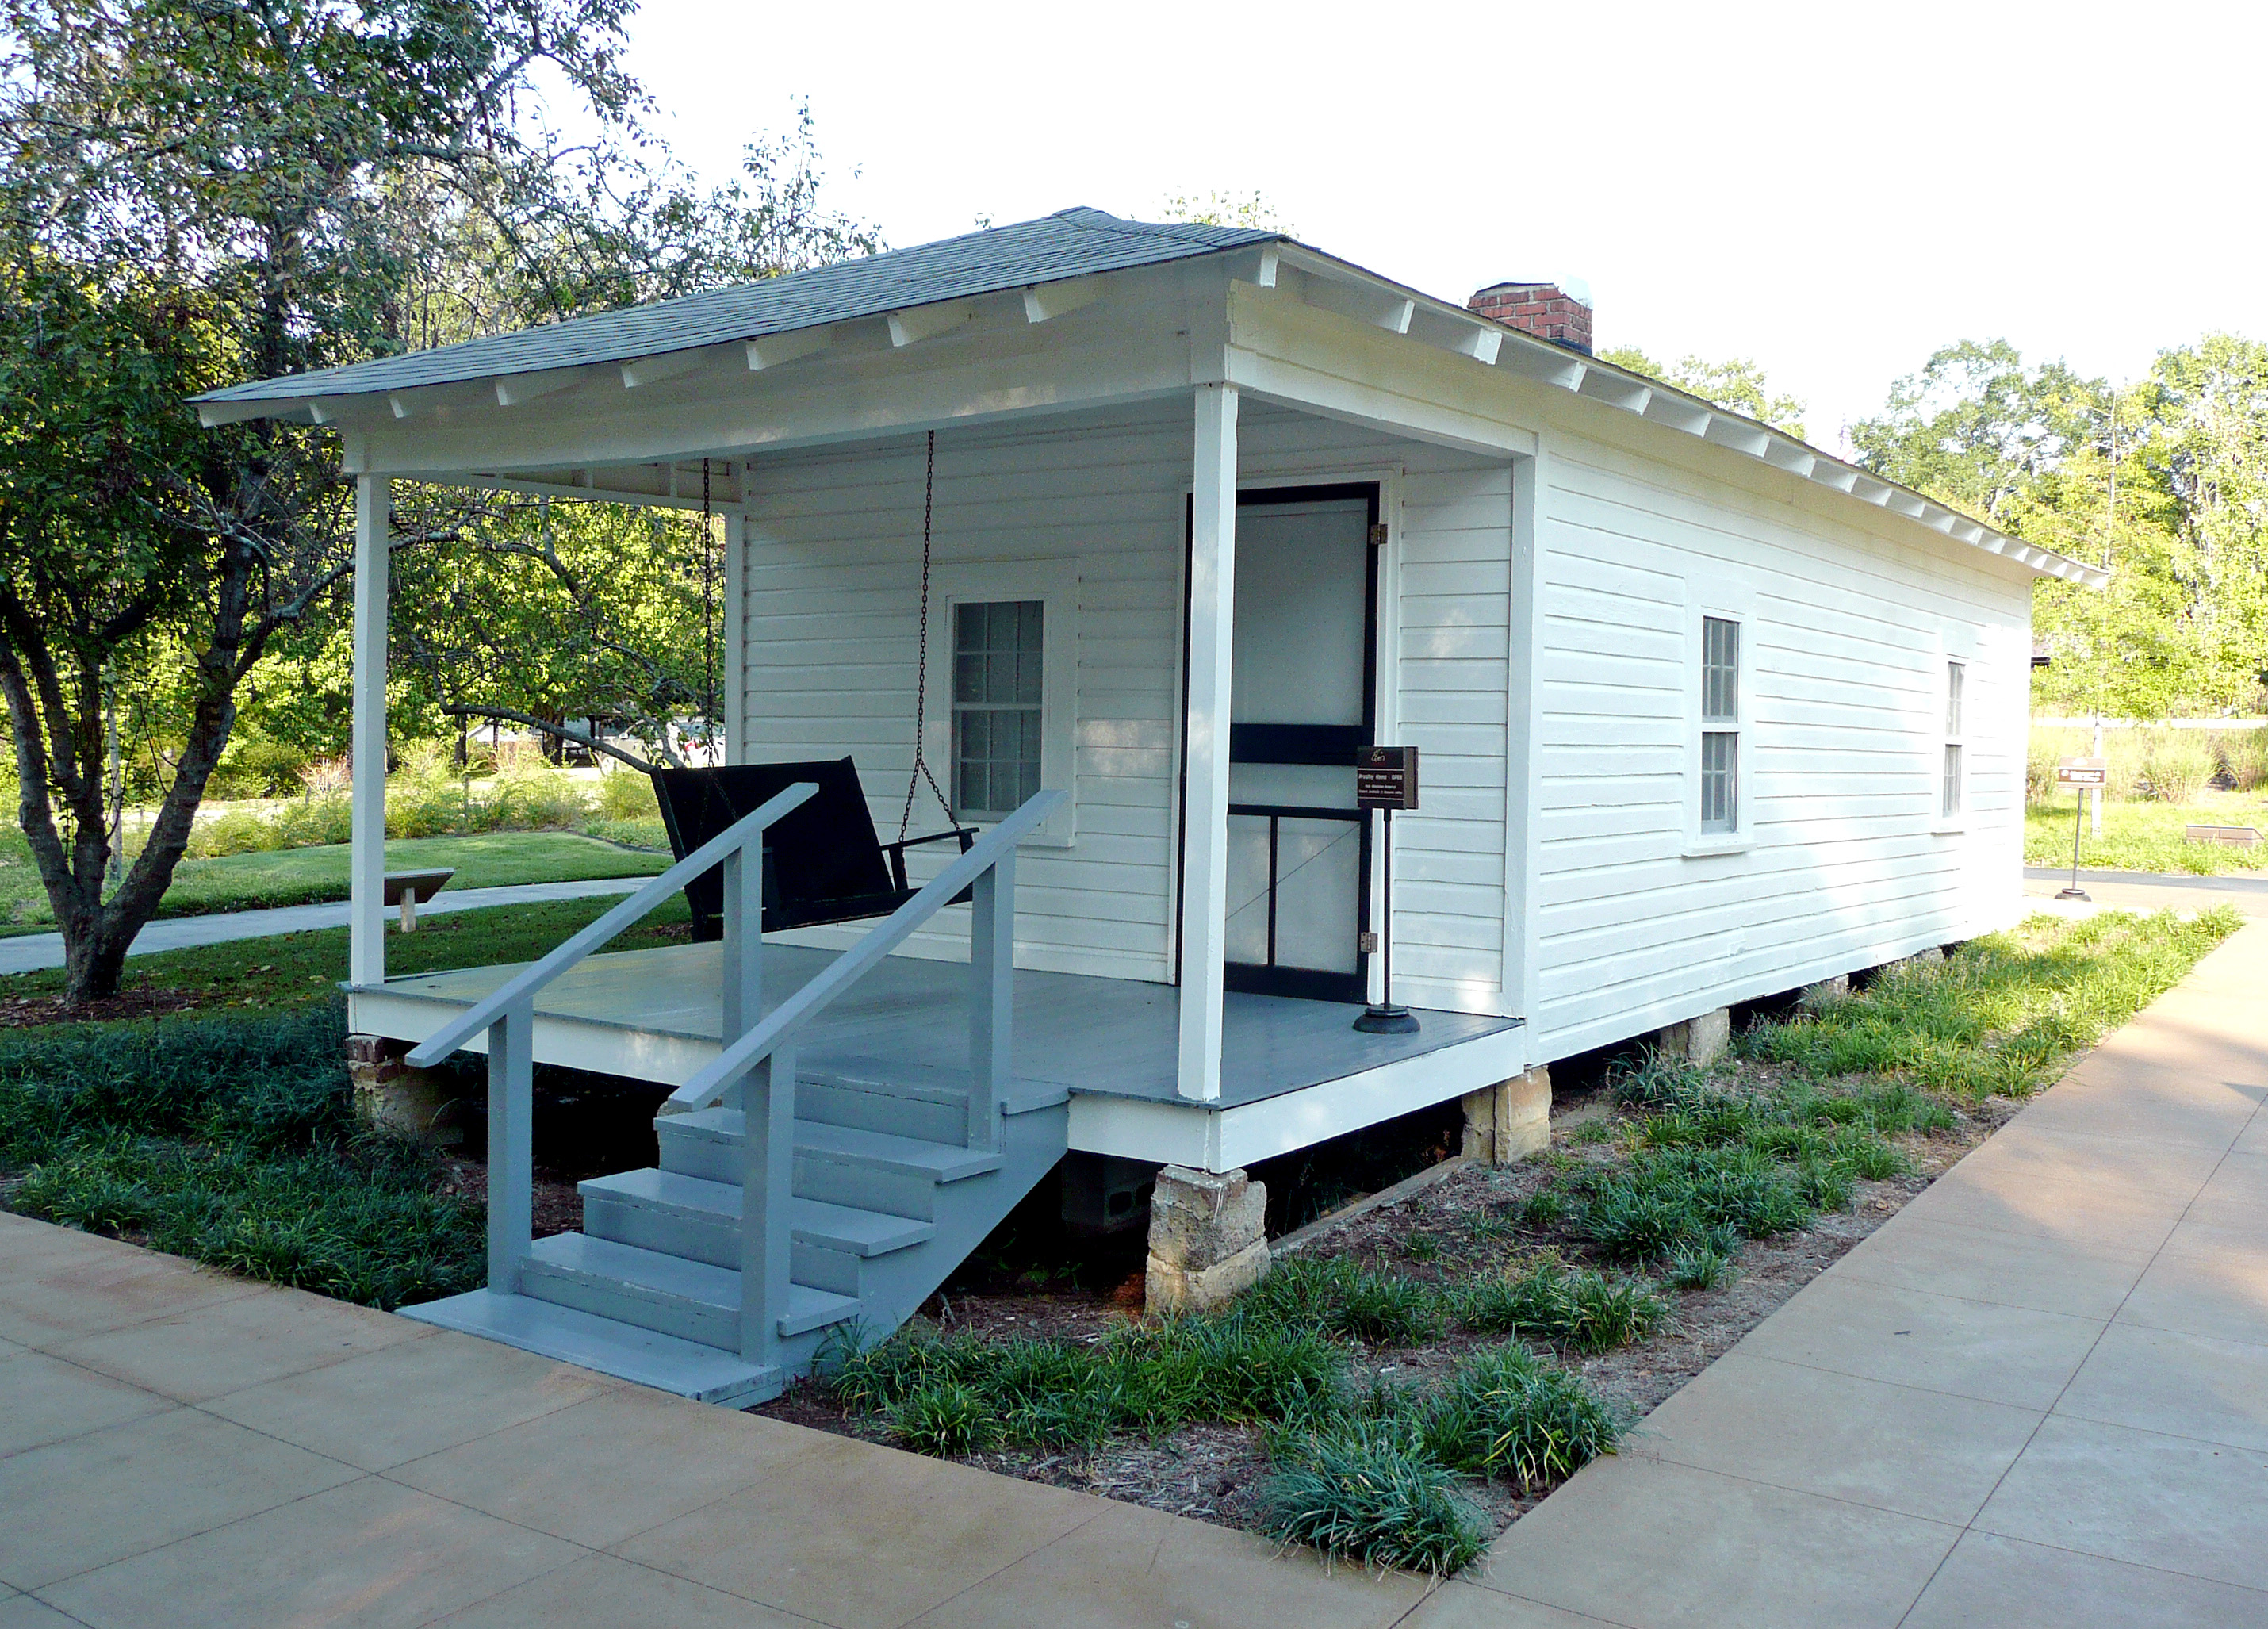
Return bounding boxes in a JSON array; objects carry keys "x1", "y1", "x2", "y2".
[
  {"x1": 384, "y1": 868, "x2": 456, "y2": 932},
  {"x1": 2185, "y1": 824, "x2": 2263, "y2": 848}
]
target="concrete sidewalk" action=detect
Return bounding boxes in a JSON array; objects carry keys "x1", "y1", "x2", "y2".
[
  {"x1": 2023, "y1": 865, "x2": 2268, "y2": 918},
  {"x1": 0, "y1": 1214, "x2": 1423, "y2": 1627},
  {"x1": 0, "y1": 877, "x2": 647, "y2": 976},
  {"x1": 1417, "y1": 920, "x2": 2268, "y2": 1628}
]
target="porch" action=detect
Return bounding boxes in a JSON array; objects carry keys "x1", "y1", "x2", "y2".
[{"x1": 351, "y1": 942, "x2": 1524, "y2": 1172}]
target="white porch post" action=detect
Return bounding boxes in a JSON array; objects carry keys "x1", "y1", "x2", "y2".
[
  {"x1": 349, "y1": 474, "x2": 390, "y2": 987},
  {"x1": 726, "y1": 508, "x2": 749, "y2": 763},
  {"x1": 1178, "y1": 384, "x2": 1238, "y2": 1102}
]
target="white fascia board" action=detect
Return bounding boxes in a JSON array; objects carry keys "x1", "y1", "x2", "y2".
[
  {"x1": 620, "y1": 348, "x2": 713, "y2": 389},
  {"x1": 494, "y1": 369, "x2": 587, "y2": 408},
  {"x1": 1021, "y1": 275, "x2": 1103, "y2": 324},
  {"x1": 745, "y1": 328, "x2": 832, "y2": 371},
  {"x1": 1228, "y1": 351, "x2": 1536, "y2": 460},
  {"x1": 887, "y1": 298, "x2": 979, "y2": 347},
  {"x1": 351, "y1": 293, "x2": 1203, "y2": 476},
  {"x1": 1644, "y1": 394, "x2": 1713, "y2": 435},
  {"x1": 1703, "y1": 416, "x2": 1772, "y2": 456},
  {"x1": 1761, "y1": 439, "x2": 1815, "y2": 477},
  {"x1": 1496, "y1": 340, "x2": 1586, "y2": 391},
  {"x1": 197, "y1": 397, "x2": 318, "y2": 427},
  {"x1": 1293, "y1": 270, "x2": 1417, "y2": 335},
  {"x1": 1576, "y1": 370, "x2": 1652, "y2": 413}
]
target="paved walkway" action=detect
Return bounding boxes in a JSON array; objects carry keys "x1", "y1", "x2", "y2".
[
  {"x1": 2023, "y1": 865, "x2": 2268, "y2": 917},
  {"x1": 0, "y1": 878, "x2": 647, "y2": 976},
  {"x1": 1, "y1": 926, "x2": 2261, "y2": 1627},
  {"x1": 0, "y1": 1216, "x2": 1423, "y2": 1627},
  {"x1": 1417, "y1": 919, "x2": 2268, "y2": 1628}
]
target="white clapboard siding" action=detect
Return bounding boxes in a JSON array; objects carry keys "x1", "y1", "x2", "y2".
[
  {"x1": 741, "y1": 401, "x2": 1193, "y2": 980},
  {"x1": 736, "y1": 397, "x2": 1519, "y2": 1010},
  {"x1": 1526, "y1": 424, "x2": 2032, "y2": 1062}
]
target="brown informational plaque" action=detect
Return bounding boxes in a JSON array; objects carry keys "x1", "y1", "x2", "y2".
[{"x1": 1356, "y1": 745, "x2": 1419, "y2": 810}]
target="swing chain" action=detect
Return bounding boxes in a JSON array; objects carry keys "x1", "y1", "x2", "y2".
[{"x1": 900, "y1": 430, "x2": 952, "y2": 841}]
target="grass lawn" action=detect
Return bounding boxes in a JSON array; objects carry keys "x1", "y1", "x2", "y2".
[
  {"x1": 2025, "y1": 788, "x2": 2268, "y2": 874},
  {"x1": 0, "y1": 830, "x2": 671, "y2": 937}
]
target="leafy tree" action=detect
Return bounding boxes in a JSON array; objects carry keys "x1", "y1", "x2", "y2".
[
  {"x1": 1854, "y1": 335, "x2": 2268, "y2": 719},
  {"x1": 1599, "y1": 345, "x2": 1807, "y2": 439},
  {"x1": 1850, "y1": 340, "x2": 2103, "y2": 530},
  {"x1": 0, "y1": 0, "x2": 734, "y2": 1002}
]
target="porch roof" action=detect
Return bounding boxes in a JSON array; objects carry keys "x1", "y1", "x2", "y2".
[
  {"x1": 188, "y1": 206, "x2": 2108, "y2": 590},
  {"x1": 192, "y1": 208, "x2": 1275, "y2": 408}
]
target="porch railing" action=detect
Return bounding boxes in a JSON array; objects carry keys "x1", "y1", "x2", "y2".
[
  {"x1": 406, "y1": 782, "x2": 1061, "y2": 1377},
  {"x1": 660, "y1": 788, "x2": 1062, "y2": 1364},
  {"x1": 403, "y1": 782, "x2": 818, "y2": 1323}
]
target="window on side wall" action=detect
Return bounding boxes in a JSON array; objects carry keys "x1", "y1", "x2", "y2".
[
  {"x1": 1699, "y1": 615, "x2": 1741, "y2": 834},
  {"x1": 1941, "y1": 659, "x2": 1966, "y2": 821},
  {"x1": 951, "y1": 600, "x2": 1044, "y2": 820}
]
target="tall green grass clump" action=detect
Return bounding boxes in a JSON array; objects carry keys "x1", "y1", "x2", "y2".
[
  {"x1": 1258, "y1": 1419, "x2": 1488, "y2": 1575},
  {"x1": 1410, "y1": 1342, "x2": 1625, "y2": 1488},
  {"x1": 1744, "y1": 909, "x2": 2240, "y2": 1100},
  {"x1": 1240, "y1": 1254, "x2": 1445, "y2": 1345},
  {"x1": 1456, "y1": 1257, "x2": 1667, "y2": 1353},
  {"x1": 0, "y1": 1005, "x2": 481, "y2": 1307}
]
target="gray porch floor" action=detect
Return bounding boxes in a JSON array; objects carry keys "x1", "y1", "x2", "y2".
[{"x1": 379, "y1": 941, "x2": 1519, "y2": 1110}]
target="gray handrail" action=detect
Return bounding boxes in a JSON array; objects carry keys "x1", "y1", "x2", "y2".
[
  {"x1": 665, "y1": 788, "x2": 1065, "y2": 1113},
  {"x1": 404, "y1": 781, "x2": 818, "y2": 1067}
]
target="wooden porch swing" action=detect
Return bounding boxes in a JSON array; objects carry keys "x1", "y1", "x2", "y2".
[{"x1": 653, "y1": 431, "x2": 979, "y2": 941}]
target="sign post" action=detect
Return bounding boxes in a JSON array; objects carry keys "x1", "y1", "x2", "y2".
[
  {"x1": 1354, "y1": 746, "x2": 1420, "y2": 1035},
  {"x1": 2053, "y1": 757, "x2": 2106, "y2": 902}
]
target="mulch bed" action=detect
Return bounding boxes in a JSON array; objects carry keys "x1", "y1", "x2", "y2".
[
  {"x1": 0, "y1": 987, "x2": 211, "y2": 1029},
  {"x1": 756, "y1": 1076, "x2": 2022, "y2": 1540}
]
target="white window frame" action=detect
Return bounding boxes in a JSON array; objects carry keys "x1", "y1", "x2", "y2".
[
  {"x1": 1934, "y1": 646, "x2": 1970, "y2": 834},
  {"x1": 921, "y1": 558, "x2": 1078, "y2": 847},
  {"x1": 1683, "y1": 587, "x2": 1757, "y2": 858}
]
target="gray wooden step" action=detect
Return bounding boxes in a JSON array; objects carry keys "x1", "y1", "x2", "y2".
[
  {"x1": 396, "y1": 1288, "x2": 781, "y2": 1406},
  {"x1": 519, "y1": 1232, "x2": 860, "y2": 1347},
  {"x1": 580, "y1": 1167, "x2": 936, "y2": 1258},
  {"x1": 657, "y1": 1107, "x2": 1004, "y2": 1191}
]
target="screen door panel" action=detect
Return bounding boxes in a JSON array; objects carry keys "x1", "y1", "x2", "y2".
[{"x1": 1218, "y1": 488, "x2": 1376, "y2": 1003}]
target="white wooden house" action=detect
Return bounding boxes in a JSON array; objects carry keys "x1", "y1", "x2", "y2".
[{"x1": 195, "y1": 209, "x2": 2104, "y2": 1401}]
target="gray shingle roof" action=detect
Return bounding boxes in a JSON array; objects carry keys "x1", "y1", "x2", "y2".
[{"x1": 194, "y1": 208, "x2": 1279, "y2": 404}]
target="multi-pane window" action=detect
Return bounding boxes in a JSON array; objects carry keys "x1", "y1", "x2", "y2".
[
  {"x1": 952, "y1": 600, "x2": 1044, "y2": 818},
  {"x1": 1941, "y1": 660, "x2": 1966, "y2": 819},
  {"x1": 1699, "y1": 615, "x2": 1740, "y2": 833}
]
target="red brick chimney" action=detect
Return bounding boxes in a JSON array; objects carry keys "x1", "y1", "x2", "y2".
[{"x1": 1469, "y1": 282, "x2": 1593, "y2": 355}]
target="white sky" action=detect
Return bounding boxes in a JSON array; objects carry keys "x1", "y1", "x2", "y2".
[{"x1": 606, "y1": 0, "x2": 2265, "y2": 454}]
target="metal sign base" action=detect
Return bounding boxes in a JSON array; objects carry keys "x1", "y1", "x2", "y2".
[{"x1": 1354, "y1": 1003, "x2": 1421, "y2": 1035}]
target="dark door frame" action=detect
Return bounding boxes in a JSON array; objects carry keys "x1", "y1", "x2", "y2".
[{"x1": 1174, "y1": 481, "x2": 1382, "y2": 1004}]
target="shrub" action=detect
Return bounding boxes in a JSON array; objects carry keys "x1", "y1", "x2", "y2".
[
  {"x1": 1412, "y1": 1342, "x2": 1623, "y2": 1489},
  {"x1": 185, "y1": 803, "x2": 285, "y2": 858},
  {"x1": 209, "y1": 737, "x2": 312, "y2": 800},
  {"x1": 596, "y1": 768, "x2": 661, "y2": 820},
  {"x1": 889, "y1": 1380, "x2": 999, "y2": 1456},
  {"x1": 1258, "y1": 1421, "x2": 1487, "y2": 1576},
  {"x1": 2218, "y1": 726, "x2": 2268, "y2": 792},
  {"x1": 1457, "y1": 1258, "x2": 1667, "y2": 1353},
  {"x1": 1241, "y1": 1255, "x2": 1445, "y2": 1346},
  {"x1": 1662, "y1": 1242, "x2": 1737, "y2": 1290},
  {"x1": 2136, "y1": 729, "x2": 2213, "y2": 803},
  {"x1": 0, "y1": 1004, "x2": 481, "y2": 1309}
]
